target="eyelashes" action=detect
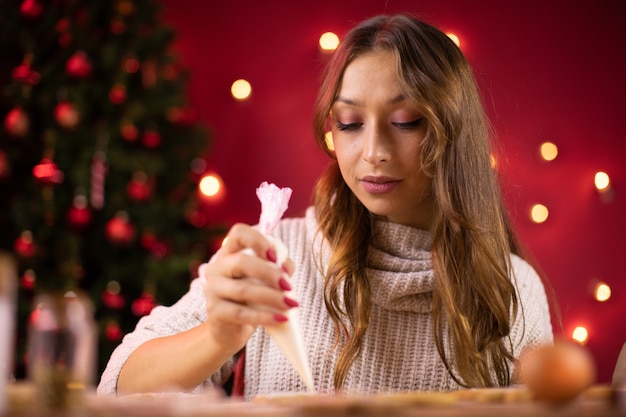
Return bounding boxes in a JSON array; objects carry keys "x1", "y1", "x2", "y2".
[{"x1": 335, "y1": 118, "x2": 425, "y2": 131}]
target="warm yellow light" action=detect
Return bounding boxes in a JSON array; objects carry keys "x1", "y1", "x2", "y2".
[
  {"x1": 324, "y1": 131, "x2": 334, "y2": 151},
  {"x1": 231, "y1": 79, "x2": 252, "y2": 100},
  {"x1": 490, "y1": 154, "x2": 498, "y2": 169},
  {"x1": 540, "y1": 142, "x2": 558, "y2": 161},
  {"x1": 594, "y1": 282, "x2": 611, "y2": 302},
  {"x1": 594, "y1": 171, "x2": 610, "y2": 191},
  {"x1": 199, "y1": 174, "x2": 222, "y2": 197},
  {"x1": 446, "y1": 33, "x2": 460, "y2": 47},
  {"x1": 319, "y1": 32, "x2": 340, "y2": 52},
  {"x1": 530, "y1": 203, "x2": 549, "y2": 223},
  {"x1": 572, "y1": 326, "x2": 588, "y2": 345}
]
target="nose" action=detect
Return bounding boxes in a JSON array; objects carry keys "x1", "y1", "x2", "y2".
[{"x1": 362, "y1": 122, "x2": 391, "y2": 164}]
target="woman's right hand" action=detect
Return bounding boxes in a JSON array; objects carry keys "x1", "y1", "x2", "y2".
[{"x1": 202, "y1": 223, "x2": 296, "y2": 354}]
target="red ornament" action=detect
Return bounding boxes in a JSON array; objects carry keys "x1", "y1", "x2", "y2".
[
  {"x1": 4, "y1": 107, "x2": 29, "y2": 138},
  {"x1": 32, "y1": 157, "x2": 64, "y2": 185},
  {"x1": 105, "y1": 321, "x2": 123, "y2": 341},
  {"x1": 131, "y1": 292, "x2": 156, "y2": 316},
  {"x1": 20, "y1": 0, "x2": 42, "y2": 19},
  {"x1": 0, "y1": 150, "x2": 11, "y2": 180},
  {"x1": 14, "y1": 231, "x2": 35, "y2": 258},
  {"x1": 186, "y1": 208, "x2": 207, "y2": 228},
  {"x1": 54, "y1": 101, "x2": 80, "y2": 129},
  {"x1": 21, "y1": 269, "x2": 36, "y2": 290},
  {"x1": 126, "y1": 171, "x2": 153, "y2": 201},
  {"x1": 102, "y1": 290, "x2": 125, "y2": 310},
  {"x1": 140, "y1": 232, "x2": 157, "y2": 250},
  {"x1": 141, "y1": 130, "x2": 161, "y2": 148},
  {"x1": 65, "y1": 51, "x2": 92, "y2": 78},
  {"x1": 66, "y1": 195, "x2": 91, "y2": 229},
  {"x1": 120, "y1": 122, "x2": 138, "y2": 142},
  {"x1": 110, "y1": 17, "x2": 126, "y2": 35},
  {"x1": 108, "y1": 84, "x2": 126, "y2": 105},
  {"x1": 166, "y1": 107, "x2": 197, "y2": 125},
  {"x1": 105, "y1": 212, "x2": 135, "y2": 245},
  {"x1": 150, "y1": 241, "x2": 168, "y2": 259},
  {"x1": 11, "y1": 63, "x2": 40, "y2": 85}
]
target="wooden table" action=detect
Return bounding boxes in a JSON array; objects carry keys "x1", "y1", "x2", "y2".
[{"x1": 4, "y1": 383, "x2": 626, "y2": 417}]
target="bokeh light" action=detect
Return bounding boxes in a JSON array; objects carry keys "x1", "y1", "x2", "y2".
[
  {"x1": 572, "y1": 326, "x2": 589, "y2": 345},
  {"x1": 199, "y1": 173, "x2": 222, "y2": 197},
  {"x1": 324, "y1": 131, "x2": 334, "y2": 151},
  {"x1": 540, "y1": 142, "x2": 558, "y2": 161},
  {"x1": 594, "y1": 171, "x2": 610, "y2": 191},
  {"x1": 530, "y1": 203, "x2": 549, "y2": 223},
  {"x1": 594, "y1": 282, "x2": 611, "y2": 302},
  {"x1": 319, "y1": 32, "x2": 340, "y2": 51},
  {"x1": 446, "y1": 33, "x2": 460, "y2": 47},
  {"x1": 231, "y1": 79, "x2": 252, "y2": 100}
]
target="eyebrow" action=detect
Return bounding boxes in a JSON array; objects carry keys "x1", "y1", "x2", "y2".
[{"x1": 334, "y1": 94, "x2": 406, "y2": 106}]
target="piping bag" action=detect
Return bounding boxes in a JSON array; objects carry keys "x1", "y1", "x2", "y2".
[{"x1": 251, "y1": 182, "x2": 315, "y2": 392}]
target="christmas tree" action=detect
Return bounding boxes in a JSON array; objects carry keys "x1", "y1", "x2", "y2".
[{"x1": 0, "y1": 0, "x2": 223, "y2": 379}]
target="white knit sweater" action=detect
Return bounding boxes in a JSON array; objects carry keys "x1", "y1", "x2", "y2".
[{"x1": 97, "y1": 207, "x2": 553, "y2": 399}]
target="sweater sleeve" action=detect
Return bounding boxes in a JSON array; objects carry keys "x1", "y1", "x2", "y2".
[
  {"x1": 509, "y1": 254, "x2": 554, "y2": 359},
  {"x1": 96, "y1": 275, "x2": 236, "y2": 396}
]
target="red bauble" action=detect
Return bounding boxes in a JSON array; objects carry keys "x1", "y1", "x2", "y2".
[
  {"x1": 132, "y1": 292, "x2": 156, "y2": 316},
  {"x1": 21, "y1": 269, "x2": 36, "y2": 290},
  {"x1": 105, "y1": 212, "x2": 135, "y2": 245},
  {"x1": 120, "y1": 122, "x2": 139, "y2": 141},
  {"x1": 14, "y1": 231, "x2": 35, "y2": 258},
  {"x1": 4, "y1": 107, "x2": 29, "y2": 137},
  {"x1": 166, "y1": 107, "x2": 197, "y2": 125},
  {"x1": 54, "y1": 101, "x2": 80, "y2": 129},
  {"x1": 141, "y1": 130, "x2": 161, "y2": 148},
  {"x1": 32, "y1": 157, "x2": 64, "y2": 185},
  {"x1": 110, "y1": 17, "x2": 126, "y2": 35},
  {"x1": 66, "y1": 195, "x2": 91, "y2": 229},
  {"x1": 65, "y1": 51, "x2": 92, "y2": 78},
  {"x1": 102, "y1": 290, "x2": 125, "y2": 310},
  {"x1": 0, "y1": 150, "x2": 11, "y2": 180},
  {"x1": 140, "y1": 232, "x2": 157, "y2": 250},
  {"x1": 105, "y1": 321, "x2": 123, "y2": 341},
  {"x1": 20, "y1": 0, "x2": 42, "y2": 19},
  {"x1": 108, "y1": 84, "x2": 126, "y2": 105},
  {"x1": 11, "y1": 63, "x2": 40, "y2": 85},
  {"x1": 126, "y1": 171, "x2": 153, "y2": 201}
]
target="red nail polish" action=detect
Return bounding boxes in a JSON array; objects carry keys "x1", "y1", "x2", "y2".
[
  {"x1": 266, "y1": 248, "x2": 277, "y2": 263},
  {"x1": 274, "y1": 313, "x2": 288, "y2": 323},
  {"x1": 284, "y1": 296, "x2": 299, "y2": 308},
  {"x1": 278, "y1": 278, "x2": 292, "y2": 292}
]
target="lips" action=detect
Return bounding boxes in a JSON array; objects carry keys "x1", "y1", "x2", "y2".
[{"x1": 360, "y1": 176, "x2": 401, "y2": 194}]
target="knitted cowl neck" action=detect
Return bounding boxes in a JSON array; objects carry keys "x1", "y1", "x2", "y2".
[{"x1": 367, "y1": 219, "x2": 434, "y2": 314}]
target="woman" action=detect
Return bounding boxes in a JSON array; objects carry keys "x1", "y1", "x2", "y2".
[{"x1": 97, "y1": 14, "x2": 553, "y2": 399}]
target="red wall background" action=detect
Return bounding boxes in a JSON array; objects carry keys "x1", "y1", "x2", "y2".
[{"x1": 160, "y1": 0, "x2": 626, "y2": 383}]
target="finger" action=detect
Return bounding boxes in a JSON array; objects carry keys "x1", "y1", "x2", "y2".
[
  {"x1": 210, "y1": 300, "x2": 289, "y2": 327},
  {"x1": 204, "y1": 277, "x2": 293, "y2": 325},
  {"x1": 219, "y1": 223, "x2": 275, "y2": 262},
  {"x1": 207, "y1": 250, "x2": 288, "y2": 290}
]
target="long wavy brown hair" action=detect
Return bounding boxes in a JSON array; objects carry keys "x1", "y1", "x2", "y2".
[{"x1": 312, "y1": 14, "x2": 523, "y2": 390}]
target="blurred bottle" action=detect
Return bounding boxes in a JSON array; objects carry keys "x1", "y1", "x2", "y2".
[
  {"x1": 27, "y1": 291, "x2": 96, "y2": 410},
  {"x1": 0, "y1": 252, "x2": 17, "y2": 415}
]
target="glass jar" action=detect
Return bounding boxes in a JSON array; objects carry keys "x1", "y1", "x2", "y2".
[
  {"x1": 27, "y1": 291, "x2": 96, "y2": 409},
  {"x1": 0, "y1": 252, "x2": 17, "y2": 415}
]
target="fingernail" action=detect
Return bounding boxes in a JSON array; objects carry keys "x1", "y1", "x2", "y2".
[
  {"x1": 274, "y1": 313, "x2": 288, "y2": 323},
  {"x1": 266, "y1": 248, "x2": 277, "y2": 263},
  {"x1": 278, "y1": 277, "x2": 292, "y2": 292},
  {"x1": 284, "y1": 296, "x2": 299, "y2": 308}
]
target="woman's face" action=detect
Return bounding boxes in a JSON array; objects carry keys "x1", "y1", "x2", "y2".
[{"x1": 331, "y1": 49, "x2": 435, "y2": 230}]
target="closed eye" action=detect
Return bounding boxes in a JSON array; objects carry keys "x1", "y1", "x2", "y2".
[
  {"x1": 336, "y1": 121, "x2": 362, "y2": 131},
  {"x1": 393, "y1": 118, "x2": 425, "y2": 130}
]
